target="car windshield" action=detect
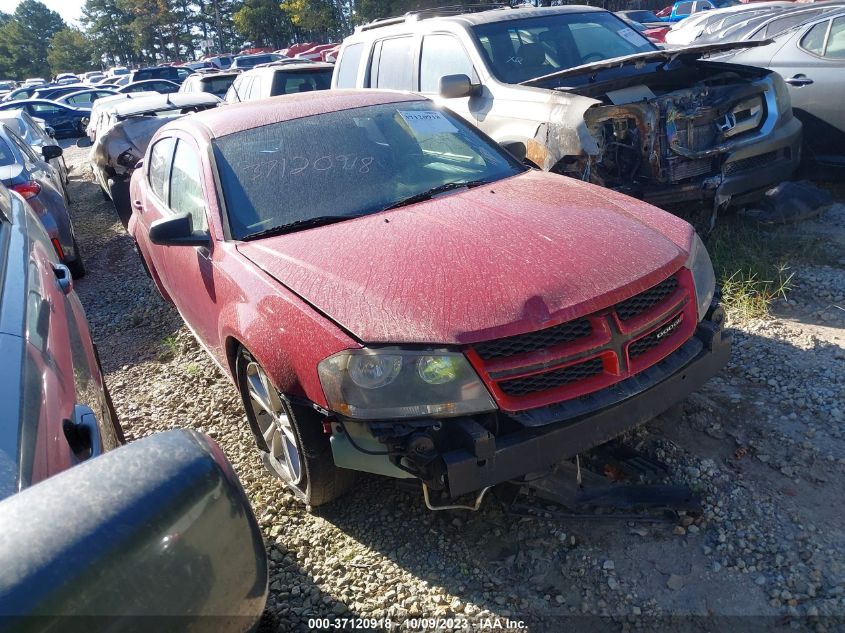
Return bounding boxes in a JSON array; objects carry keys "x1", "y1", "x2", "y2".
[
  {"x1": 626, "y1": 11, "x2": 660, "y2": 22},
  {"x1": 237, "y1": 54, "x2": 278, "y2": 68},
  {"x1": 473, "y1": 12, "x2": 656, "y2": 84},
  {"x1": 202, "y1": 76, "x2": 237, "y2": 96},
  {"x1": 272, "y1": 69, "x2": 332, "y2": 94},
  {"x1": 213, "y1": 101, "x2": 524, "y2": 240}
]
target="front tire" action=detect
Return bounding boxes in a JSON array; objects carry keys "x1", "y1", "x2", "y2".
[{"x1": 235, "y1": 348, "x2": 354, "y2": 507}]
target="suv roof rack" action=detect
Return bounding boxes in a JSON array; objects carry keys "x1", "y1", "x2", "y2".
[
  {"x1": 254, "y1": 59, "x2": 325, "y2": 69},
  {"x1": 358, "y1": 3, "x2": 514, "y2": 31}
]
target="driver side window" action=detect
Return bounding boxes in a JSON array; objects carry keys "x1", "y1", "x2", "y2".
[
  {"x1": 169, "y1": 141, "x2": 208, "y2": 231},
  {"x1": 148, "y1": 137, "x2": 176, "y2": 203}
]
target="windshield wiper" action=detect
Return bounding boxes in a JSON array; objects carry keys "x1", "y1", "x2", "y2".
[
  {"x1": 381, "y1": 179, "x2": 491, "y2": 212},
  {"x1": 240, "y1": 215, "x2": 361, "y2": 240}
]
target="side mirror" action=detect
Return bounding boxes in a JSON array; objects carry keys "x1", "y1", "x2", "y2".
[
  {"x1": 45, "y1": 126, "x2": 55, "y2": 138},
  {"x1": 439, "y1": 74, "x2": 481, "y2": 99},
  {"x1": 0, "y1": 430, "x2": 268, "y2": 623},
  {"x1": 76, "y1": 136, "x2": 93, "y2": 148},
  {"x1": 41, "y1": 144, "x2": 62, "y2": 160},
  {"x1": 149, "y1": 212, "x2": 210, "y2": 248}
]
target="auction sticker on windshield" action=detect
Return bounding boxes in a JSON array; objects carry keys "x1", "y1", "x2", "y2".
[{"x1": 399, "y1": 110, "x2": 457, "y2": 135}]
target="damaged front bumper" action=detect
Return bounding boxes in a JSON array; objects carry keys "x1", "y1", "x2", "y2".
[
  {"x1": 329, "y1": 312, "x2": 731, "y2": 499},
  {"x1": 570, "y1": 72, "x2": 802, "y2": 210}
]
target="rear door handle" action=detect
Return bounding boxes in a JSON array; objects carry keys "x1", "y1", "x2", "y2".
[{"x1": 785, "y1": 75, "x2": 813, "y2": 87}]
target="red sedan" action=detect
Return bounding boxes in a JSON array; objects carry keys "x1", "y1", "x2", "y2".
[{"x1": 129, "y1": 91, "x2": 729, "y2": 508}]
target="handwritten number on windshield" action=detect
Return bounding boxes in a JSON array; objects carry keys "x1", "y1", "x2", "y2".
[{"x1": 244, "y1": 155, "x2": 375, "y2": 183}]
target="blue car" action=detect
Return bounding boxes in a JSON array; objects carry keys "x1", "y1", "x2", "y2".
[{"x1": 0, "y1": 100, "x2": 89, "y2": 138}]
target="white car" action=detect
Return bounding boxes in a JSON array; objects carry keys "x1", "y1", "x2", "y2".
[{"x1": 664, "y1": 1, "x2": 791, "y2": 47}]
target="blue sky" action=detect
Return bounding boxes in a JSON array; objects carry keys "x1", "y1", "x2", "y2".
[{"x1": 1, "y1": 0, "x2": 85, "y2": 24}]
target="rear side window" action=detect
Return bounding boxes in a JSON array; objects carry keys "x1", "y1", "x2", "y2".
[
  {"x1": 0, "y1": 137, "x2": 17, "y2": 167},
  {"x1": 419, "y1": 34, "x2": 476, "y2": 93},
  {"x1": 6, "y1": 129, "x2": 37, "y2": 165},
  {"x1": 370, "y1": 37, "x2": 413, "y2": 90},
  {"x1": 336, "y1": 43, "x2": 364, "y2": 87},
  {"x1": 825, "y1": 17, "x2": 845, "y2": 58},
  {"x1": 169, "y1": 141, "x2": 207, "y2": 230},
  {"x1": 148, "y1": 137, "x2": 176, "y2": 203},
  {"x1": 801, "y1": 20, "x2": 829, "y2": 55}
]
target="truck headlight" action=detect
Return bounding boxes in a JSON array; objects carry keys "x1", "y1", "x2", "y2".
[
  {"x1": 318, "y1": 348, "x2": 496, "y2": 420},
  {"x1": 686, "y1": 232, "x2": 716, "y2": 322}
]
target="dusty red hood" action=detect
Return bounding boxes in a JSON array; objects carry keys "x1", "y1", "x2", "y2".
[{"x1": 236, "y1": 171, "x2": 694, "y2": 345}]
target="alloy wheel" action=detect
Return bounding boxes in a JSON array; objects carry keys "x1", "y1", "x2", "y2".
[{"x1": 244, "y1": 360, "x2": 303, "y2": 484}]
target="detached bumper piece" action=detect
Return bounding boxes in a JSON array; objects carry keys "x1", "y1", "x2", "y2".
[{"x1": 442, "y1": 320, "x2": 731, "y2": 498}]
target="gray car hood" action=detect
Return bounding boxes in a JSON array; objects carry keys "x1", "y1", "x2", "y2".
[{"x1": 521, "y1": 40, "x2": 772, "y2": 86}]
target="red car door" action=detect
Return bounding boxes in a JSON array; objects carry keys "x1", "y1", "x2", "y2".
[
  {"x1": 150, "y1": 135, "x2": 225, "y2": 360},
  {"x1": 132, "y1": 137, "x2": 177, "y2": 294}
]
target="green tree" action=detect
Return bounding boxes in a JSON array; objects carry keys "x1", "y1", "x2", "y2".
[
  {"x1": 232, "y1": 0, "x2": 293, "y2": 48},
  {"x1": 82, "y1": 0, "x2": 136, "y2": 66},
  {"x1": 0, "y1": 0, "x2": 65, "y2": 79},
  {"x1": 48, "y1": 28, "x2": 97, "y2": 74}
]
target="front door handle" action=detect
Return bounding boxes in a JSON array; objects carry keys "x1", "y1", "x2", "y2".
[
  {"x1": 52, "y1": 263, "x2": 73, "y2": 295},
  {"x1": 63, "y1": 404, "x2": 103, "y2": 462},
  {"x1": 785, "y1": 75, "x2": 814, "y2": 87}
]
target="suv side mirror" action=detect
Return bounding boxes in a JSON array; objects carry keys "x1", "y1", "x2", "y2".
[
  {"x1": 149, "y1": 212, "x2": 210, "y2": 248},
  {"x1": 41, "y1": 144, "x2": 62, "y2": 160},
  {"x1": 76, "y1": 136, "x2": 93, "y2": 148},
  {"x1": 439, "y1": 74, "x2": 481, "y2": 99}
]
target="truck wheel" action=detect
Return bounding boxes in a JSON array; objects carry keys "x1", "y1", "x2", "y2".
[{"x1": 235, "y1": 347, "x2": 354, "y2": 507}]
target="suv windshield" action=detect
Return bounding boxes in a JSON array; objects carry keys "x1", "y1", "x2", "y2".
[
  {"x1": 201, "y1": 75, "x2": 237, "y2": 97},
  {"x1": 472, "y1": 12, "x2": 655, "y2": 84},
  {"x1": 213, "y1": 102, "x2": 524, "y2": 240},
  {"x1": 236, "y1": 54, "x2": 280, "y2": 69},
  {"x1": 272, "y1": 68, "x2": 332, "y2": 94}
]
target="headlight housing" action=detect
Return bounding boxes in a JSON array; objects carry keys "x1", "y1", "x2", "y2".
[
  {"x1": 686, "y1": 232, "x2": 716, "y2": 322},
  {"x1": 771, "y1": 72, "x2": 793, "y2": 122},
  {"x1": 318, "y1": 348, "x2": 496, "y2": 420}
]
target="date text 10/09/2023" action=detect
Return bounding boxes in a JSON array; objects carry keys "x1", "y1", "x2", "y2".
[{"x1": 307, "y1": 617, "x2": 528, "y2": 630}]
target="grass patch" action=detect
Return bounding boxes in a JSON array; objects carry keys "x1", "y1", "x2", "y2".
[
  {"x1": 158, "y1": 335, "x2": 180, "y2": 361},
  {"x1": 706, "y1": 216, "x2": 820, "y2": 321}
]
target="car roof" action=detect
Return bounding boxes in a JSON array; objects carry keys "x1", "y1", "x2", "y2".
[
  {"x1": 354, "y1": 5, "x2": 604, "y2": 33},
  {"x1": 172, "y1": 89, "x2": 425, "y2": 139},
  {"x1": 113, "y1": 92, "x2": 221, "y2": 117},
  {"x1": 251, "y1": 61, "x2": 334, "y2": 72},
  {"x1": 197, "y1": 72, "x2": 240, "y2": 81}
]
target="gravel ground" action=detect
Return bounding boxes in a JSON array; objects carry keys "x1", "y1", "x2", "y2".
[{"x1": 62, "y1": 142, "x2": 844, "y2": 632}]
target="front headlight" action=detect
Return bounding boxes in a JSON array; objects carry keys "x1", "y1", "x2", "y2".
[
  {"x1": 771, "y1": 72, "x2": 792, "y2": 121},
  {"x1": 318, "y1": 348, "x2": 496, "y2": 420},
  {"x1": 686, "y1": 232, "x2": 716, "y2": 322}
]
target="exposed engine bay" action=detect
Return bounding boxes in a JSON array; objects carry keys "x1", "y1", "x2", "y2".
[{"x1": 550, "y1": 63, "x2": 785, "y2": 211}]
